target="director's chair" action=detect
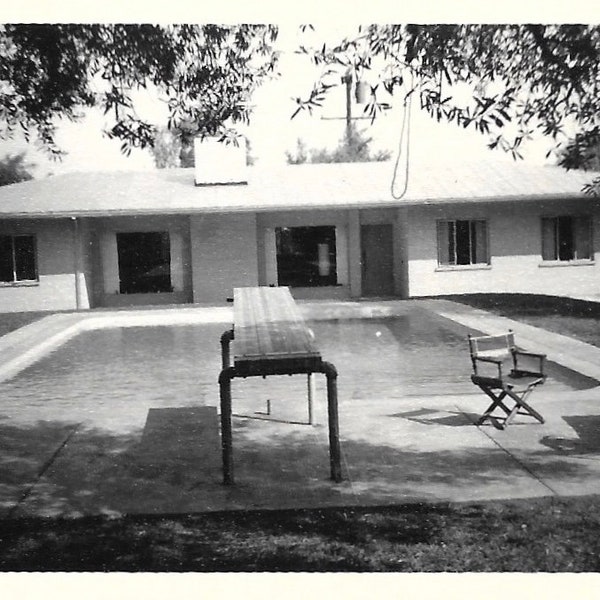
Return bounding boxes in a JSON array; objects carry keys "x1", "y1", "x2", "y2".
[{"x1": 468, "y1": 331, "x2": 547, "y2": 429}]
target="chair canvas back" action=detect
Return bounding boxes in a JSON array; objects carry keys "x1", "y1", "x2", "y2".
[{"x1": 468, "y1": 331, "x2": 515, "y2": 372}]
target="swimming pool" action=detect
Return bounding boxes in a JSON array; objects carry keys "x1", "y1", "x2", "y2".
[{"x1": 2, "y1": 307, "x2": 595, "y2": 432}]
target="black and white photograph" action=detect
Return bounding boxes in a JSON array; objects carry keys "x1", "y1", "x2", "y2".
[{"x1": 0, "y1": 1, "x2": 599, "y2": 596}]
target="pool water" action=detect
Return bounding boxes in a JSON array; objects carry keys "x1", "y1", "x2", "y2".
[
  {"x1": 2, "y1": 311, "x2": 595, "y2": 430},
  {"x1": 313, "y1": 311, "x2": 596, "y2": 398}
]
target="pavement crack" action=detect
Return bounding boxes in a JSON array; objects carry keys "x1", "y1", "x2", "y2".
[
  {"x1": 7, "y1": 423, "x2": 82, "y2": 518},
  {"x1": 455, "y1": 404, "x2": 560, "y2": 497}
]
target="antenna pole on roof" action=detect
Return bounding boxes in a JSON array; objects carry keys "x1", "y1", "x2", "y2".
[
  {"x1": 321, "y1": 67, "x2": 370, "y2": 135},
  {"x1": 342, "y1": 70, "x2": 353, "y2": 140}
]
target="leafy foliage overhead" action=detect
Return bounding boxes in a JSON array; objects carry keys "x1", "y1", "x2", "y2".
[
  {"x1": 558, "y1": 130, "x2": 600, "y2": 195},
  {"x1": 0, "y1": 24, "x2": 279, "y2": 157},
  {"x1": 294, "y1": 24, "x2": 600, "y2": 193}
]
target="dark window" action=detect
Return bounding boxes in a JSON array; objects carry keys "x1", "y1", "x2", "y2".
[
  {"x1": 276, "y1": 226, "x2": 337, "y2": 287},
  {"x1": 117, "y1": 232, "x2": 171, "y2": 294},
  {"x1": 437, "y1": 220, "x2": 488, "y2": 266},
  {"x1": 0, "y1": 235, "x2": 37, "y2": 282},
  {"x1": 541, "y1": 216, "x2": 592, "y2": 261}
]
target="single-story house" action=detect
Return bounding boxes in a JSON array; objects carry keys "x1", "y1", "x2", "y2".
[{"x1": 0, "y1": 141, "x2": 598, "y2": 313}]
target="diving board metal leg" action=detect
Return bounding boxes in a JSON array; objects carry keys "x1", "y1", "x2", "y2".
[
  {"x1": 218, "y1": 356, "x2": 342, "y2": 485},
  {"x1": 219, "y1": 366, "x2": 236, "y2": 485},
  {"x1": 322, "y1": 361, "x2": 342, "y2": 483},
  {"x1": 307, "y1": 373, "x2": 315, "y2": 425},
  {"x1": 220, "y1": 328, "x2": 234, "y2": 370}
]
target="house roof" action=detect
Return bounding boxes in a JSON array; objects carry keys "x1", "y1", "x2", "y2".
[{"x1": 0, "y1": 158, "x2": 597, "y2": 219}]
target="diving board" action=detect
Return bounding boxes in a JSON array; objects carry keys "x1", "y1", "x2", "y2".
[{"x1": 218, "y1": 286, "x2": 342, "y2": 485}]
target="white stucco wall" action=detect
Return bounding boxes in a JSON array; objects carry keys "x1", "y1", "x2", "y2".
[
  {"x1": 189, "y1": 212, "x2": 259, "y2": 303},
  {"x1": 406, "y1": 197, "x2": 600, "y2": 298},
  {"x1": 6, "y1": 194, "x2": 597, "y2": 315},
  {"x1": 0, "y1": 218, "x2": 80, "y2": 313}
]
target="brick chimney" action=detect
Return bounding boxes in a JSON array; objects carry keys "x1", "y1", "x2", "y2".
[{"x1": 194, "y1": 137, "x2": 248, "y2": 186}]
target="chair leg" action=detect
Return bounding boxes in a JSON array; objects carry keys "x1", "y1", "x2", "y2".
[
  {"x1": 504, "y1": 388, "x2": 545, "y2": 425},
  {"x1": 474, "y1": 384, "x2": 544, "y2": 428},
  {"x1": 476, "y1": 388, "x2": 510, "y2": 426},
  {"x1": 502, "y1": 400, "x2": 523, "y2": 429}
]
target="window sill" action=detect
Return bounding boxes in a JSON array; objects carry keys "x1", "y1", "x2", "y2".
[
  {"x1": 117, "y1": 290, "x2": 176, "y2": 295},
  {"x1": 538, "y1": 260, "x2": 595, "y2": 268},
  {"x1": 435, "y1": 264, "x2": 492, "y2": 272},
  {"x1": 286, "y1": 285, "x2": 343, "y2": 289},
  {"x1": 0, "y1": 280, "x2": 40, "y2": 288}
]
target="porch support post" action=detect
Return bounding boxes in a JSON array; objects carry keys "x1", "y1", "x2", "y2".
[
  {"x1": 71, "y1": 217, "x2": 81, "y2": 310},
  {"x1": 100, "y1": 231, "x2": 120, "y2": 295},
  {"x1": 170, "y1": 230, "x2": 185, "y2": 292},
  {"x1": 348, "y1": 210, "x2": 362, "y2": 298}
]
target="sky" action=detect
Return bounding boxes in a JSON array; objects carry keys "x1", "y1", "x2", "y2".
[{"x1": 0, "y1": 23, "x2": 563, "y2": 178}]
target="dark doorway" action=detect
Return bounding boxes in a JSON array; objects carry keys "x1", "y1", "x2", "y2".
[
  {"x1": 117, "y1": 231, "x2": 172, "y2": 294},
  {"x1": 361, "y1": 223, "x2": 394, "y2": 297},
  {"x1": 275, "y1": 226, "x2": 337, "y2": 287}
]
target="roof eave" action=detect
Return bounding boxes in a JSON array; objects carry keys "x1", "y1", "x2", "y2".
[{"x1": 0, "y1": 191, "x2": 592, "y2": 219}]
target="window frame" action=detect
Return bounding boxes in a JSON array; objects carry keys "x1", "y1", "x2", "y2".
[
  {"x1": 436, "y1": 219, "x2": 490, "y2": 269},
  {"x1": 540, "y1": 214, "x2": 594, "y2": 264},
  {"x1": 0, "y1": 233, "x2": 39, "y2": 285}
]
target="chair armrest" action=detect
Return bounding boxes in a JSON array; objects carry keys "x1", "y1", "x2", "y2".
[
  {"x1": 474, "y1": 355, "x2": 503, "y2": 364},
  {"x1": 473, "y1": 355, "x2": 504, "y2": 379},
  {"x1": 512, "y1": 349, "x2": 546, "y2": 376},
  {"x1": 514, "y1": 350, "x2": 546, "y2": 359}
]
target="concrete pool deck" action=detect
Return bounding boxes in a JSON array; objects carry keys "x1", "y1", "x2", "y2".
[{"x1": 1, "y1": 298, "x2": 600, "y2": 518}]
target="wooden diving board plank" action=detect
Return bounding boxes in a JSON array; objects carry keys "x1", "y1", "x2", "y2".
[{"x1": 233, "y1": 287, "x2": 321, "y2": 374}]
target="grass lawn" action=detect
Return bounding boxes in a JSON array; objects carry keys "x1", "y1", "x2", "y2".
[
  {"x1": 445, "y1": 293, "x2": 600, "y2": 348},
  {"x1": 0, "y1": 310, "x2": 50, "y2": 338},
  {"x1": 1, "y1": 496, "x2": 600, "y2": 572}
]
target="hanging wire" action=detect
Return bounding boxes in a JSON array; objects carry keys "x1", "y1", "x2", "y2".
[{"x1": 391, "y1": 78, "x2": 413, "y2": 200}]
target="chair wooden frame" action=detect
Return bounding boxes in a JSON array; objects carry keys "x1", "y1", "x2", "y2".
[{"x1": 468, "y1": 331, "x2": 547, "y2": 429}]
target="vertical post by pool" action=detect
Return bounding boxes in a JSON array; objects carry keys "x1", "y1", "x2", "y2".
[
  {"x1": 307, "y1": 373, "x2": 315, "y2": 425},
  {"x1": 323, "y1": 361, "x2": 342, "y2": 482},
  {"x1": 219, "y1": 367, "x2": 235, "y2": 485},
  {"x1": 220, "y1": 329, "x2": 234, "y2": 370}
]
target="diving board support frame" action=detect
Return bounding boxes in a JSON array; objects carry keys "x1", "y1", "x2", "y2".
[{"x1": 218, "y1": 328, "x2": 342, "y2": 486}]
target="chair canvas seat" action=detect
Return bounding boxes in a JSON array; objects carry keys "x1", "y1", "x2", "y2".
[{"x1": 472, "y1": 372, "x2": 544, "y2": 393}]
